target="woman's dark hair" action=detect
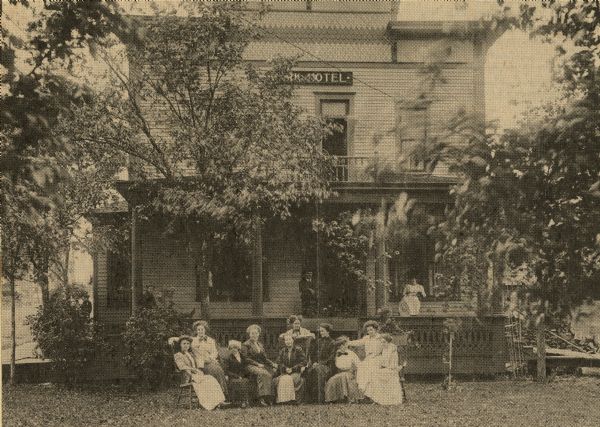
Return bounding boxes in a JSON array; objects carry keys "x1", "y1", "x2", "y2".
[
  {"x1": 319, "y1": 323, "x2": 333, "y2": 334},
  {"x1": 288, "y1": 315, "x2": 303, "y2": 325},
  {"x1": 176, "y1": 336, "x2": 193, "y2": 352},
  {"x1": 192, "y1": 320, "x2": 210, "y2": 334}
]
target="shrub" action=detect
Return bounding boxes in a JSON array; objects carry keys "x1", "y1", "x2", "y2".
[
  {"x1": 28, "y1": 285, "x2": 106, "y2": 384},
  {"x1": 121, "y1": 303, "x2": 187, "y2": 388}
]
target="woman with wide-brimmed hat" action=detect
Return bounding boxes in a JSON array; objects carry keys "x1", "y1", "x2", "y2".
[{"x1": 173, "y1": 335, "x2": 225, "y2": 410}]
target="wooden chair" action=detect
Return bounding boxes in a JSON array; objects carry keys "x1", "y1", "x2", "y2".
[
  {"x1": 168, "y1": 338, "x2": 198, "y2": 410},
  {"x1": 175, "y1": 372, "x2": 197, "y2": 410}
]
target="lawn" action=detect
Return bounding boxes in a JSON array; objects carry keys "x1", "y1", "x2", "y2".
[{"x1": 3, "y1": 377, "x2": 600, "y2": 427}]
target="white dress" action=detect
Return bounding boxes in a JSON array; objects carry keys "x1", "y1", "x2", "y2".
[
  {"x1": 369, "y1": 344, "x2": 403, "y2": 405},
  {"x1": 348, "y1": 334, "x2": 383, "y2": 395},
  {"x1": 400, "y1": 283, "x2": 426, "y2": 315},
  {"x1": 174, "y1": 351, "x2": 225, "y2": 410}
]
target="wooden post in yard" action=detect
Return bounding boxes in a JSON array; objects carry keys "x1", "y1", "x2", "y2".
[
  {"x1": 536, "y1": 313, "x2": 546, "y2": 382},
  {"x1": 252, "y1": 219, "x2": 264, "y2": 318}
]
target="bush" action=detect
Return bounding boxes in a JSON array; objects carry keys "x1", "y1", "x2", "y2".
[
  {"x1": 121, "y1": 304, "x2": 187, "y2": 389},
  {"x1": 28, "y1": 285, "x2": 106, "y2": 384}
]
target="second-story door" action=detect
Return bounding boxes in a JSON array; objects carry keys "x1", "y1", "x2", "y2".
[
  {"x1": 320, "y1": 99, "x2": 349, "y2": 156},
  {"x1": 320, "y1": 99, "x2": 349, "y2": 180}
]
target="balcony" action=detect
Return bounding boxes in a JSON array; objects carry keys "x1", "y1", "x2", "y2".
[{"x1": 329, "y1": 155, "x2": 455, "y2": 185}]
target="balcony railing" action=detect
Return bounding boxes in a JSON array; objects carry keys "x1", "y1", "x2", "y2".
[{"x1": 330, "y1": 155, "x2": 429, "y2": 183}]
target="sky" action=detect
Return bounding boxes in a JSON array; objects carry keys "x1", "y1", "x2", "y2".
[{"x1": 3, "y1": 0, "x2": 558, "y2": 287}]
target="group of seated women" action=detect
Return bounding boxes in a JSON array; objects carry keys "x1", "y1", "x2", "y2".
[{"x1": 171, "y1": 316, "x2": 404, "y2": 410}]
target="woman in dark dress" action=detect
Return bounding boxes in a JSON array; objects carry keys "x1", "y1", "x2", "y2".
[
  {"x1": 306, "y1": 323, "x2": 336, "y2": 403},
  {"x1": 241, "y1": 324, "x2": 278, "y2": 406},
  {"x1": 273, "y1": 334, "x2": 307, "y2": 404},
  {"x1": 223, "y1": 340, "x2": 251, "y2": 408}
]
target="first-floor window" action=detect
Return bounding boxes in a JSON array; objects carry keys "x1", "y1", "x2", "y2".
[{"x1": 202, "y1": 231, "x2": 268, "y2": 302}]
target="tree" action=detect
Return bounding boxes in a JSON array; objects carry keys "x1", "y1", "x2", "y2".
[
  {"x1": 1, "y1": 0, "x2": 133, "y2": 383},
  {"x1": 428, "y1": 0, "x2": 600, "y2": 380},
  {"x1": 61, "y1": 3, "x2": 333, "y2": 317}
]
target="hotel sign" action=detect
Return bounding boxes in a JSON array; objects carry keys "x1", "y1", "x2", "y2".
[{"x1": 288, "y1": 71, "x2": 353, "y2": 86}]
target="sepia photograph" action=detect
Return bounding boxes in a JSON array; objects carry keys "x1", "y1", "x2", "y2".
[{"x1": 1, "y1": 1, "x2": 600, "y2": 426}]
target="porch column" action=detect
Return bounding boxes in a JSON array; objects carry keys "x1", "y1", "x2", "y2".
[
  {"x1": 131, "y1": 207, "x2": 143, "y2": 312},
  {"x1": 251, "y1": 220, "x2": 263, "y2": 317},
  {"x1": 374, "y1": 235, "x2": 386, "y2": 311}
]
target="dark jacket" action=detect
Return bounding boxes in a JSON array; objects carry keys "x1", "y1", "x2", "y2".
[
  {"x1": 224, "y1": 352, "x2": 248, "y2": 379},
  {"x1": 276, "y1": 345, "x2": 306, "y2": 375},
  {"x1": 241, "y1": 339, "x2": 276, "y2": 368},
  {"x1": 310, "y1": 336, "x2": 336, "y2": 368}
]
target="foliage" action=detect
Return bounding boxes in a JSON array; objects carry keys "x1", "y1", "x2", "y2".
[
  {"x1": 27, "y1": 285, "x2": 106, "y2": 384},
  {"x1": 121, "y1": 301, "x2": 188, "y2": 388},
  {"x1": 426, "y1": 1, "x2": 600, "y2": 320},
  {"x1": 62, "y1": 4, "x2": 333, "y2": 234}
]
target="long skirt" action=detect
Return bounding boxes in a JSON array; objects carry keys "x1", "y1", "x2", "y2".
[
  {"x1": 190, "y1": 372, "x2": 225, "y2": 410},
  {"x1": 400, "y1": 295, "x2": 421, "y2": 316},
  {"x1": 246, "y1": 365, "x2": 274, "y2": 398},
  {"x1": 356, "y1": 356, "x2": 381, "y2": 396},
  {"x1": 369, "y1": 368, "x2": 403, "y2": 405},
  {"x1": 306, "y1": 363, "x2": 331, "y2": 403},
  {"x1": 228, "y1": 377, "x2": 251, "y2": 405},
  {"x1": 325, "y1": 371, "x2": 362, "y2": 403},
  {"x1": 203, "y1": 360, "x2": 229, "y2": 399},
  {"x1": 273, "y1": 373, "x2": 304, "y2": 403}
]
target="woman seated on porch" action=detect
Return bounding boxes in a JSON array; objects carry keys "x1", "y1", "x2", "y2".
[
  {"x1": 368, "y1": 333, "x2": 404, "y2": 405},
  {"x1": 306, "y1": 323, "x2": 335, "y2": 403},
  {"x1": 273, "y1": 334, "x2": 307, "y2": 404},
  {"x1": 242, "y1": 324, "x2": 278, "y2": 406},
  {"x1": 223, "y1": 340, "x2": 251, "y2": 408},
  {"x1": 191, "y1": 320, "x2": 229, "y2": 402},
  {"x1": 399, "y1": 277, "x2": 427, "y2": 316},
  {"x1": 348, "y1": 320, "x2": 383, "y2": 401},
  {"x1": 325, "y1": 336, "x2": 362, "y2": 403},
  {"x1": 173, "y1": 336, "x2": 226, "y2": 410}
]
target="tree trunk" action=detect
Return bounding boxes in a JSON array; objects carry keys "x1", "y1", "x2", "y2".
[
  {"x1": 536, "y1": 314, "x2": 547, "y2": 382},
  {"x1": 35, "y1": 252, "x2": 50, "y2": 306},
  {"x1": 10, "y1": 275, "x2": 16, "y2": 386},
  {"x1": 195, "y1": 239, "x2": 211, "y2": 320}
]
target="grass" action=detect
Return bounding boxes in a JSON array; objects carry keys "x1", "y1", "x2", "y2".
[{"x1": 3, "y1": 377, "x2": 600, "y2": 427}]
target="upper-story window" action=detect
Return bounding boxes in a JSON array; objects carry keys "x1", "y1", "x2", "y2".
[{"x1": 396, "y1": 106, "x2": 429, "y2": 171}]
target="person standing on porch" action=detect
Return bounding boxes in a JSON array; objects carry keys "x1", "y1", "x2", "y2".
[
  {"x1": 191, "y1": 320, "x2": 229, "y2": 401},
  {"x1": 273, "y1": 334, "x2": 307, "y2": 404},
  {"x1": 348, "y1": 320, "x2": 383, "y2": 401},
  {"x1": 306, "y1": 323, "x2": 336, "y2": 403},
  {"x1": 242, "y1": 324, "x2": 278, "y2": 406},
  {"x1": 173, "y1": 336, "x2": 226, "y2": 410},
  {"x1": 399, "y1": 277, "x2": 427, "y2": 316}
]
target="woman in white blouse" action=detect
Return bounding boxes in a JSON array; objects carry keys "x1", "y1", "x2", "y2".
[
  {"x1": 325, "y1": 336, "x2": 362, "y2": 403},
  {"x1": 191, "y1": 320, "x2": 229, "y2": 401},
  {"x1": 369, "y1": 333, "x2": 404, "y2": 405},
  {"x1": 348, "y1": 320, "x2": 383, "y2": 398}
]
